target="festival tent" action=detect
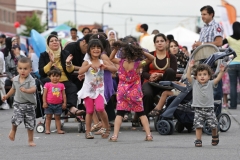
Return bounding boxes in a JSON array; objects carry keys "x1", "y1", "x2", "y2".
[
  {"x1": 165, "y1": 26, "x2": 200, "y2": 52},
  {"x1": 41, "y1": 24, "x2": 83, "y2": 46}
]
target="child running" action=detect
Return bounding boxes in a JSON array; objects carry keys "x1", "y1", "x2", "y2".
[
  {"x1": 78, "y1": 39, "x2": 115, "y2": 139},
  {"x1": 42, "y1": 67, "x2": 66, "y2": 134},
  {"x1": 109, "y1": 41, "x2": 155, "y2": 142},
  {"x1": 186, "y1": 60, "x2": 225, "y2": 147},
  {"x1": 2, "y1": 57, "x2": 37, "y2": 146}
]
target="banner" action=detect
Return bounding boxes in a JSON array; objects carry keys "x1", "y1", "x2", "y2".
[
  {"x1": 48, "y1": 2, "x2": 57, "y2": 28},
  {"x1": 218, "y1": 5, "x2": 232, "y2": 36}
]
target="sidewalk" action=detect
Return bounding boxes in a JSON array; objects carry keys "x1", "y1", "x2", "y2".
[{"x1": 223, "y1": 104, "x2": 240, "y2": 126}]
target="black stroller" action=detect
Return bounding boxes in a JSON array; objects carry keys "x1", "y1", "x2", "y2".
[{"x1": 152, "y1": 45, "x2": 235, "y2": 135}]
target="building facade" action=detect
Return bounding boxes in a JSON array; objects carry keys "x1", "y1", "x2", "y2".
[{"x1": 0, "y1": 0, "x2": 16, "y2": 33}]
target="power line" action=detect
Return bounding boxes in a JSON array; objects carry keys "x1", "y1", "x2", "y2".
[{"x1": 3, "y1": 2, "x2": 239, "y2": 18}]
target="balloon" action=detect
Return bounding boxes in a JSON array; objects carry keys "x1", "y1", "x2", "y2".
[
  {"x1": 136, "y1": 24, "x2": 141, "y2": 32},
  {"x1": 14, "y1": 22, "x2": 20, "y2": 28},
  {"x1": 29, "y1": 29, "x2": 46, "y2": 57}
]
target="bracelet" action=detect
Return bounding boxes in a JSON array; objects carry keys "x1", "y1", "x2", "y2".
[{"x1": 66, "y1": 61, "x2": 72, "y2": 67}]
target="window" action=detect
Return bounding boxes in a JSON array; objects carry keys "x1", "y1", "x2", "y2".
[
  {"x1": 12, "y1": 13, "x2": 15, "y2": 23},
  {"x1": 3, "y1": 10, "x2": 6, "y2": 22},
  {"x1": 8, "y1": 11, "x2": 11, "y2": 23}
]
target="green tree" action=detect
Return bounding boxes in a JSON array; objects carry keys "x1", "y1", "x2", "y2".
[
  {"x1": 21, "y1": 13, "x2": 46, "y2": 37},
  {"x1": 64, "y1": 21, "x2": 76, "y2": 28}
]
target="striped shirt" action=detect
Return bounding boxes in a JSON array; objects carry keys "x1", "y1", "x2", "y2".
[{"x1": 199, "y1": 19, "x2": 223, "y2": 43}]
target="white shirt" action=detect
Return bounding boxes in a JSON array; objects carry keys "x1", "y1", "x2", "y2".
[{"x1": 29, "y1": 52, "x2": 39, "y2": 73}]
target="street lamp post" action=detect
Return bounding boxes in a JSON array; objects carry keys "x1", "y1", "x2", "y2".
[
  {"x1": 125, "y1": 17, "x2": 132, "y2": 36},
  {"x1": 102, "y1": 2, "x2": 111, "y2": 30}
]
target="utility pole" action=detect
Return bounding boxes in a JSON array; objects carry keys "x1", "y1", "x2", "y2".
[
  {"x1": 46, "y1": 0, "x2": 48, "y2": 30},
  {"x1": 74, "y1": 0, "x2": 77, "y2": 27}
]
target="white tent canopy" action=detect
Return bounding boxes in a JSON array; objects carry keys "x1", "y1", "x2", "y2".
[{"x1": 165, "y1": 26, "x2": 200, "y2": 51}]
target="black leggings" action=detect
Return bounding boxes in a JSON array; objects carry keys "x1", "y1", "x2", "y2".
[
  {"x1": 117, "y1": 110, "x2": 145, "y2": 118},
  {"x1": 142, "y1": 68, "x2": 176, "y2": 115}
]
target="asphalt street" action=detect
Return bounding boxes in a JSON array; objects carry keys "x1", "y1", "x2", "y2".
[{"x1": 0, "y1": 106, "x2": 240, "y2": 160}]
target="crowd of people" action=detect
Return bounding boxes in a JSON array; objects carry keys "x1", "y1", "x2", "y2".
[{"x1": 0, "y1": 5, "x2": 239, "y2": 147}]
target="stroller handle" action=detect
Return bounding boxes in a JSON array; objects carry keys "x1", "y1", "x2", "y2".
[{"x1": 158, "y1": 81, "x2": 187, "y2": 92}]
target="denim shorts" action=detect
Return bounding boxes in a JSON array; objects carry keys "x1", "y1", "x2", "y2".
[{"x1": 44, "y1": 104, "x2": 62, "y2": 115}]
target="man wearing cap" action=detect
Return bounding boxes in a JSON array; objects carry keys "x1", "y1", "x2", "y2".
[{"x1": 0, "y1": 34, "x2": 6, "y2": 50}]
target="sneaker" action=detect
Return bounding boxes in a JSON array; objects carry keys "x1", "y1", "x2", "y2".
[{"x1": 1, "y1": 102, "x2": 10, "y2": 110}]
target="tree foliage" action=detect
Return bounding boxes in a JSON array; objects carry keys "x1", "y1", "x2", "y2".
[
  {"x1": 64, "y1": 21, "x2": 76, "y2": 28},
  {"x1": 21, "y1": 13, "x2": 46, "y2": 37}
]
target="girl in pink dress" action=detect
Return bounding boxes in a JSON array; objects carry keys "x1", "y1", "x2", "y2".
[{"x1": 109, "y1": 41, "x2": 154, "y2": 142}]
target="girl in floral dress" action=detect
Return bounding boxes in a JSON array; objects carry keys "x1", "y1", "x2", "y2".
[
  {"x1": 222, "y1": 72, "x2": 240, "y2": 108},
  {"x1": 78, "y1": 39, "x2": 116, "y2": 139},
  {"x1": 109, "y1": 41, "x2": 154, "y2": 142}
]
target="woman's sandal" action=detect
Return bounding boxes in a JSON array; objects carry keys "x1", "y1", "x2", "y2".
[
  {"x1": 194, "y1": 139, "x2": 202, "y2": 147},
  {"x1": 148, "y1": 109, "x2": 163, "y2": 117},
  {"x1": 90, "y1": 122, "x2": 102, "y2": 132},
  {"x1": 145, "y1": 135, "x2": 153, "y2": 141},
  {"x1": 94, "y1": 128, "x2": 105, "y2": 135},
  {"x1": 101, "y1": 128, "x2": 110, "y2": 139},
  {"x1": 75, "y1": 109, "x2": 85, "y2": 116},
  {"x1": 109, "y1": 135, "x2": 118, "y2": 142},
  {"x1": 85, "y1": 132, "x2": 94, "y2": 139},
  {"x1": 212, "y1": 135, "x2": 219, "y2": 146}
]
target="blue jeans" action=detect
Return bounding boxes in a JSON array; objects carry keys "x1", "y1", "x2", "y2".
[{"x1": 228, "y1": 64, "x2": 240, "y2": 108}]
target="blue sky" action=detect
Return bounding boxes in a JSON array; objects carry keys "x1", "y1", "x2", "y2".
[{"x1": 17, "y1": 0, "x2": 240, "y2": 37}]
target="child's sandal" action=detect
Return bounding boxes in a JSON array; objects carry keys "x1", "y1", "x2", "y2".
[
  {"x1": 109, "y1": 135, "x2": 118, "y2": 142},
  {"x1": 94, "y1": 128, "x2": 105, "y2": 135},
  {"x1": 194, "y1": 139, "x2": 202, "y2": 147},
  {"x1": 212, "y1": 135, "x2": 219, "y2": 146},
  {"x1": 91, "y1": 122, "x2": 102, "y2": 132},
  {"x1": 145, "y1": 134, "x2": 153, "y2": 141},
  {"x1": 85, "y1": 132, "x2": 94, "y2": 139},
  {"x1": 101, "y1": 128, "x2": 110, "y2": 139}
]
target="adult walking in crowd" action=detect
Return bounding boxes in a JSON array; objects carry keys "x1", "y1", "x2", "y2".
[
  {"x1": 222, "y1": 21, "x2": 240, "y2": 109},
  {"x1": 192, "y1": 5, "x2": 223, "y2": 114},
  {"x1": 141, "y1": 33, "x2": 177, "y2": 120},
  {"x1": 38, "y1": 34, "x2": 85, "y2": 116}
]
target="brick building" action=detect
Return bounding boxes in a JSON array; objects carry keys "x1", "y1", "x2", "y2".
[
  {"x1": 17, "y1": 10, "x2": 43, "y2": 25},
  {"x1": 0, "y1": 0, "x2": 16, "y2": 34}
]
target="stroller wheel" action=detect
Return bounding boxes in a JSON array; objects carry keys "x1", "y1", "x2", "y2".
[
  {"x1": 36, "y1": 123, "x2": 45, "y2": 133},
  {"x1": 81, "y1": 123, "x2": 86, "y2": 133},
  {"x1": 217, "y1": 113, "x2": 231, "y2": 132},
  {"x1": 157, "y1": 120, "x2": 170, "y2": 135},
  {"x1": 154, "y1": 116, "x2": 160, "y2": 131},
  {"x1": 175, "y1": 121, "x2": 184, "y2": 133},
  {"x1": 167, "y1": 120, "x2": 174, "y2": 135},
  {"x1": 203, "y1": 121, "x2": 220, "y2": 135},
  {"x1": 78, "y1": 123, "x2": 82, "y2": 133}
]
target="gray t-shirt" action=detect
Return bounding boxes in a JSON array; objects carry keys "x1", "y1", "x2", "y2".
[
  {"x1": 191, "y1": 78, "x2": 217, "y2": 108},
  {"x1": 12, "y1": 74, "x2": 37, "y2": 105}
]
